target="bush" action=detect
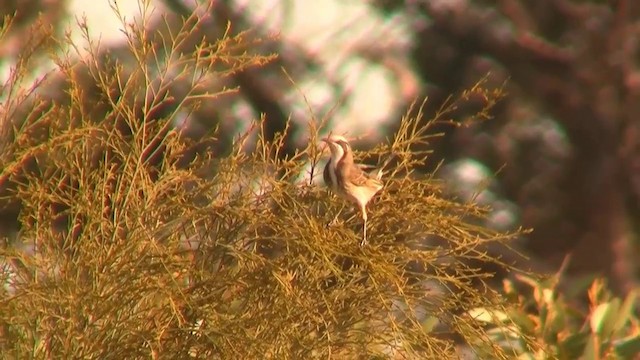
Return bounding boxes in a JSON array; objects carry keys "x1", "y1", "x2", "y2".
[{"x1": 6, "y1": 2, "x2": 634, "y2": 359}]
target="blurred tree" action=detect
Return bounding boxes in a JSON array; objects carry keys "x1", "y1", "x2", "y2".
[
  {"x1": 0, "y1": 0, "x2": 66, "y2": 57},
  {"x1": 371, "y1": 0, "x2": 640, "y2": 294}
]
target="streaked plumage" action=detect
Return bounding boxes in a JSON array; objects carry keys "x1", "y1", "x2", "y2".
[{"x1": 321, "y1": 135, "x2": 386, "y2": 246}]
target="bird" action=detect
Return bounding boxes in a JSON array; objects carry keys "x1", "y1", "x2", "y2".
[{"x1": 321, "y1": 134, "x2": 391, "y2": 246}]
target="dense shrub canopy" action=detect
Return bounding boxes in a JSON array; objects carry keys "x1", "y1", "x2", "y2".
[{"x1": 1, "y1": 2, "x2": 638, "y2": 359}]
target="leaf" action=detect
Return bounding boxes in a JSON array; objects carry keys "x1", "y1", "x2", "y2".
[
  {"x1": 590, "y1": 300, "x2": 620, "y2": 337},
  {"x1": 614, "y1": 334, "x2": 640, "y2": 358},
  {"x1": 558, "y1": 331, "x2": 589, "y2": 360},
  {"x1": 612, "y1": 290, "x2": 639, "y2": 335},
  {"x1": 468, "y1": 307, "x2": 509, "y2": 324},
  {"x1": 508, "y1": 310, "x2": 536, "y2": 334}
]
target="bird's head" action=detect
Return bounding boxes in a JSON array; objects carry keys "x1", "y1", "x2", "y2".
[{"x1": 321, "y1": 134, "x2": 352, "y2": 164}]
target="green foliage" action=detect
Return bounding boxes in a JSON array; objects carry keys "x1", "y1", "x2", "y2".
[{"x1": 483, "y1": 273, "x2": 640, "y2": 360}]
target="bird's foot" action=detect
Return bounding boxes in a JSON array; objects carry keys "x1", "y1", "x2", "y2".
[{"x1": 360, "y1": 224, "x2": 367, "y2": 246}]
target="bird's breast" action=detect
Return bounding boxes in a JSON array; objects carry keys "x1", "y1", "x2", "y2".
[{"x1": 323, "y1": 160, "x2": 338, "y2": 192}]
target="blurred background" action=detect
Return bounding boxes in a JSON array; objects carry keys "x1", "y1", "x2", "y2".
[{"x1": 1, "y1": 0, "x2": 639, "y2": 295}]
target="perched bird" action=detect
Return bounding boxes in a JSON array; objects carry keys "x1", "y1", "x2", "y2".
[{"x1": 321, "y1": 135, "x2": 390, "y2": 246}]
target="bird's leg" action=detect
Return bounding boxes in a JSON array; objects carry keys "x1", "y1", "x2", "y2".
[
  {"x1": 362, "y1": 219, "x2": 367, "y2": 246},
  {"x1": 360, "y1": 206, "x2": 368, "y2": 247}
]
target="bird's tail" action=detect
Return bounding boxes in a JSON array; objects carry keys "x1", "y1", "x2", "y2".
[{"x1": 366, "y1": 153, "x2": 397, "y2": 181}]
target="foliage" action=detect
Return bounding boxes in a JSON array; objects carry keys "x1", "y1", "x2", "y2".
[
  {"x1": 1, "y1": 1, "x2": 636, "y2": 360},
  {"x1": 477, "y1": 274, "x2": 640, "y2": 360},
  {"x1": 0, "y1": 2, "x2": 527, "y2": 359}
]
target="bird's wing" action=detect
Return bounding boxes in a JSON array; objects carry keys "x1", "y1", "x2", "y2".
[
  {"x1": 339, "y1": 160, "x2": 382, "y2": 188},
  {"x1": 357, "y1": 163, "x2": 377, "y2": 172},
  {"x1": 348, "y1": 167, "x2": 371, "y2": 187},
  {"x1": 347, "y1": 153, "x2": 397, "y2": 180}
]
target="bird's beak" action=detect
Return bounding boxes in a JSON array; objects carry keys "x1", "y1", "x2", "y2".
[{"x1": 319, "y1": 137, "x2": 334, "y2": 155}]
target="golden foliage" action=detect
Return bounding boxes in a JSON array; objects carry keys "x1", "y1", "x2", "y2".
[{"x1": 0, "y1": 2, "x2": 531, "y2": 359}]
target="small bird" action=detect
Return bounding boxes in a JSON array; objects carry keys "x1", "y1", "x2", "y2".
[{"x1": 321, "y1": 134, "x2": 390, "y2": 246}]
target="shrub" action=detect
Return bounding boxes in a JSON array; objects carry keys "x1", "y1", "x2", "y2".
[{"x1": 0, "y1": 2, "x2": 546, "y2": 359}]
